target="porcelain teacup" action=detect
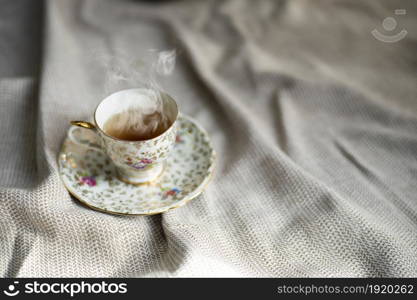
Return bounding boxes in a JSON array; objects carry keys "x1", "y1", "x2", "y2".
[{"x1": 69, "y1": 88, "x2": 178, "y2": 184}]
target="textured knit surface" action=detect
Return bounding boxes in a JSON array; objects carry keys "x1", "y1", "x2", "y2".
[{"x1": 0, "y1": 0, "x2": 417, "y2": 277}]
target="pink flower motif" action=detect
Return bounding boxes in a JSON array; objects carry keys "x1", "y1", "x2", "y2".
[
  {"x1": 175, "y1": 135, "x2": 184, "y2": 144},
  {"x1": 140, "y1": 158, "x2": 152, "y2": 164},
  {"x1": 130, "y1": 158, "x2": 153, "y2": 169},
  {"x1": 80, "y1": 176, "x2": 96, "y2": 187}
]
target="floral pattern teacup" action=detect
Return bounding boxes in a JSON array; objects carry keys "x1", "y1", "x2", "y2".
[{"x1": 69, "y1": 88, "x2": 178, "y2": 184}]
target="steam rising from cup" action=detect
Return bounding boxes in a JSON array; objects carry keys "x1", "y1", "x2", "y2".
[
  {"x1": 155, "y1": 49, "x2": 176, "y2": 76},
  {"x1": 100, "y1": 49, "x2": 177, "y2": 141}
]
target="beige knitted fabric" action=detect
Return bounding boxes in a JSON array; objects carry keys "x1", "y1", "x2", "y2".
[{"x1": 1, "y1": 0, "x2": 417, "y2": 277}]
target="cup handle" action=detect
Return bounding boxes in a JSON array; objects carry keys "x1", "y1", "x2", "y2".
[{"x1": 69, "y1": 121, "x2": 103, "y2": 151}]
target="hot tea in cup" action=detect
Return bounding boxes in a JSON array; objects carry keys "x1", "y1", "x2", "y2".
[{"x1": 103, "y1": 109, "x2": 170, "y2": 141}]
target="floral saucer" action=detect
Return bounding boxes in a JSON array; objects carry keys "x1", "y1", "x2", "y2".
[{"x1": 58, "y1": 115, "x2": 216, "y2": 215}]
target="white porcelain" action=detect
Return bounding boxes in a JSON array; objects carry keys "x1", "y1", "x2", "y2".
[{"x1": 60, "y1": 114, "x2": 216, "y2": 215}]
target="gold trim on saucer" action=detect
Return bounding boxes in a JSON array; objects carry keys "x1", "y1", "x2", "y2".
[
  {"x1": 64, "y1": 164, "x2": 215, "y2": 216},
  {"x1": 60, "y1": 153, "x2": 215, "y2": 216}
]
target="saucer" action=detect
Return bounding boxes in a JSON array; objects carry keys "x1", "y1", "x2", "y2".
[{"x1": 58, "y1": 114, "x2": 216, "y2": 215}]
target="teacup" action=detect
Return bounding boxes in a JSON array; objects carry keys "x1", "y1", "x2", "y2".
[{"x1": 69, "y1": 88, "x2": 178, "y2": 184}]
